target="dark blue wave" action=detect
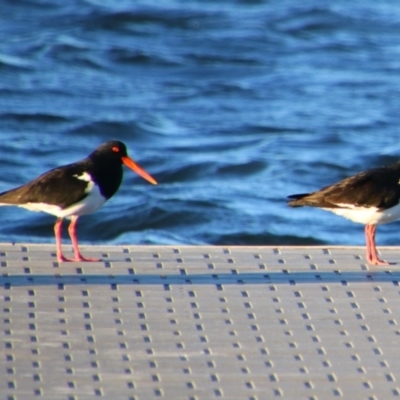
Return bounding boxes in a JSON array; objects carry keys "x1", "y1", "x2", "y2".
[{"x1": 0, "y1": 0, "x2": 400, "y2": 248}]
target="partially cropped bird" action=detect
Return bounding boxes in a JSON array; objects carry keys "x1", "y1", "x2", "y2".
[
  {"x1": 0, "y1": 140, "x2": 157, "y2": 262},
  {"x1": 287, "y1": 161, "x2": 400, "y2": 265}
]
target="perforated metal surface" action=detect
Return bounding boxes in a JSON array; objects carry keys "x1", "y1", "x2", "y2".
[{"x1": 2, "y1": 244, "x2": 400, "y2": 399}]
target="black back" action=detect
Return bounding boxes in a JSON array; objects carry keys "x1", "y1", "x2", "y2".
[
  {"x1": 288, "y1": 161, "x2": 400, "y2": 210},
  {"x1": 0, "y1": 141, "x2": 128, "y2": 208}
]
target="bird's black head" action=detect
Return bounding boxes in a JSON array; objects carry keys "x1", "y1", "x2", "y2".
[
  {"x1": 90, "y1": 141, "x2": 157, "y2": 185},
  {"x1": 90, "y1": 141, "x2": 129, "y2": 160}
]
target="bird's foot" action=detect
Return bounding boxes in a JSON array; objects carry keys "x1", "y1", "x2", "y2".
[
  {"x1": 74, "y1": 255, "x2": 101, "y2": 262},
  {"x1": 57, "y1": 254, "x2": 101, "y2": 263},
  {"x1": 57, "y1": 254, "x2": 73, "y2": 263},
  {"x1": 367, "y1": 256, "x2": 394, "y2": 266}
]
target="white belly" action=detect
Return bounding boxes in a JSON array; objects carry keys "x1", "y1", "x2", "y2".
[{"x1": 323, "y1": 202, "x2": 400, "y2": 225}]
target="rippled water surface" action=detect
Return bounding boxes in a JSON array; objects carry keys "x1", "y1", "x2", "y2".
[{"x1": 2, "y1": 0, "x2": 400, "y2": 248}]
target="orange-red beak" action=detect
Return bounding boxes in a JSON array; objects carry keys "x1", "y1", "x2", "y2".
[{"x1": 122, "y1": 156, "x2": 158, "y2": 185}]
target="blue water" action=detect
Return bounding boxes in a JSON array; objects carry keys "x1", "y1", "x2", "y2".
[{"x1": 2, "y1": 0, "x2": 400, "y2": 248}]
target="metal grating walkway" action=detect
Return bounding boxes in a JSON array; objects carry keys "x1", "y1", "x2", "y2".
[{"x1": 2, "y1": 244, "x2": 400, "y2": 399}]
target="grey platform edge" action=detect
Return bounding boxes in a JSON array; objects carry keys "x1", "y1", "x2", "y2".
[{"x1": 2, "y1": 243, "x2": 400, "y2": 400}]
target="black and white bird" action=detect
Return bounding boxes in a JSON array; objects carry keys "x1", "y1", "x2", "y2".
[
  {"x1": 0, "y1": 140, "x2": 157, "y2": 262},
  {"x1": 287, "y1": 161, "x2": 400, "y2": 265}
]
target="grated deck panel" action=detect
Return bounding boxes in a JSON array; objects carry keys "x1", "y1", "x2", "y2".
[{"x1": 2, "y1": 244, "x2": 400, "y2": 399}]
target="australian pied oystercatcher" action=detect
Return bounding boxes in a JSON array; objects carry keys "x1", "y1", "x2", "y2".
[
  {"x1": 287, "y1": 161, "x2": 400, "y2": 265},
  {"x1": 0, "y1": 140, "x2": 157, "y2": 262}
]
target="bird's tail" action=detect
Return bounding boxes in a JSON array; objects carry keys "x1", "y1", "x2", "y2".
[{"x1": 287, "y1": 193, "x2": 311, "y2": 207}]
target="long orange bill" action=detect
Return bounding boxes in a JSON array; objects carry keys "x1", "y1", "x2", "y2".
[{"x1": 122, "y1": 156, "x2": 158, "y2": 185}]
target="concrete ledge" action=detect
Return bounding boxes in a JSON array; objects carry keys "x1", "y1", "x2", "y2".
[{"x1": 1, "y1": 244, "x2": 400, "y2": 399}]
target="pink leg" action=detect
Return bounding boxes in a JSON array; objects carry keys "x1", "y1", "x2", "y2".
[
  {"x1": 364, "y1": 224, "x2": 391, "y2": 266},
  {"x1": 54, "y1": 218, "x2": 72, "y2": 263},
  {"x1": 68, "y1": 216, "x2": 100, "y2": 262}
]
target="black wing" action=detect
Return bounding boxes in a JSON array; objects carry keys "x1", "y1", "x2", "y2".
[
  {"x1": 288, "y1": 163, "x2": 400, "y2": 210},
  {"x1": 0, "y1": 161, "x2": 92, "y2": 209}
]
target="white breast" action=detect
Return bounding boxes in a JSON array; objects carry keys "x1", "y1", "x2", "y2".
[{"x1": 323, "y1": 202, "x2": 400, "y2": 225}]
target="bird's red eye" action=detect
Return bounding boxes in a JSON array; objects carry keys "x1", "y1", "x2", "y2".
[{"x1": 112, "y1": 146, "x2": 119, "y2": 153}]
